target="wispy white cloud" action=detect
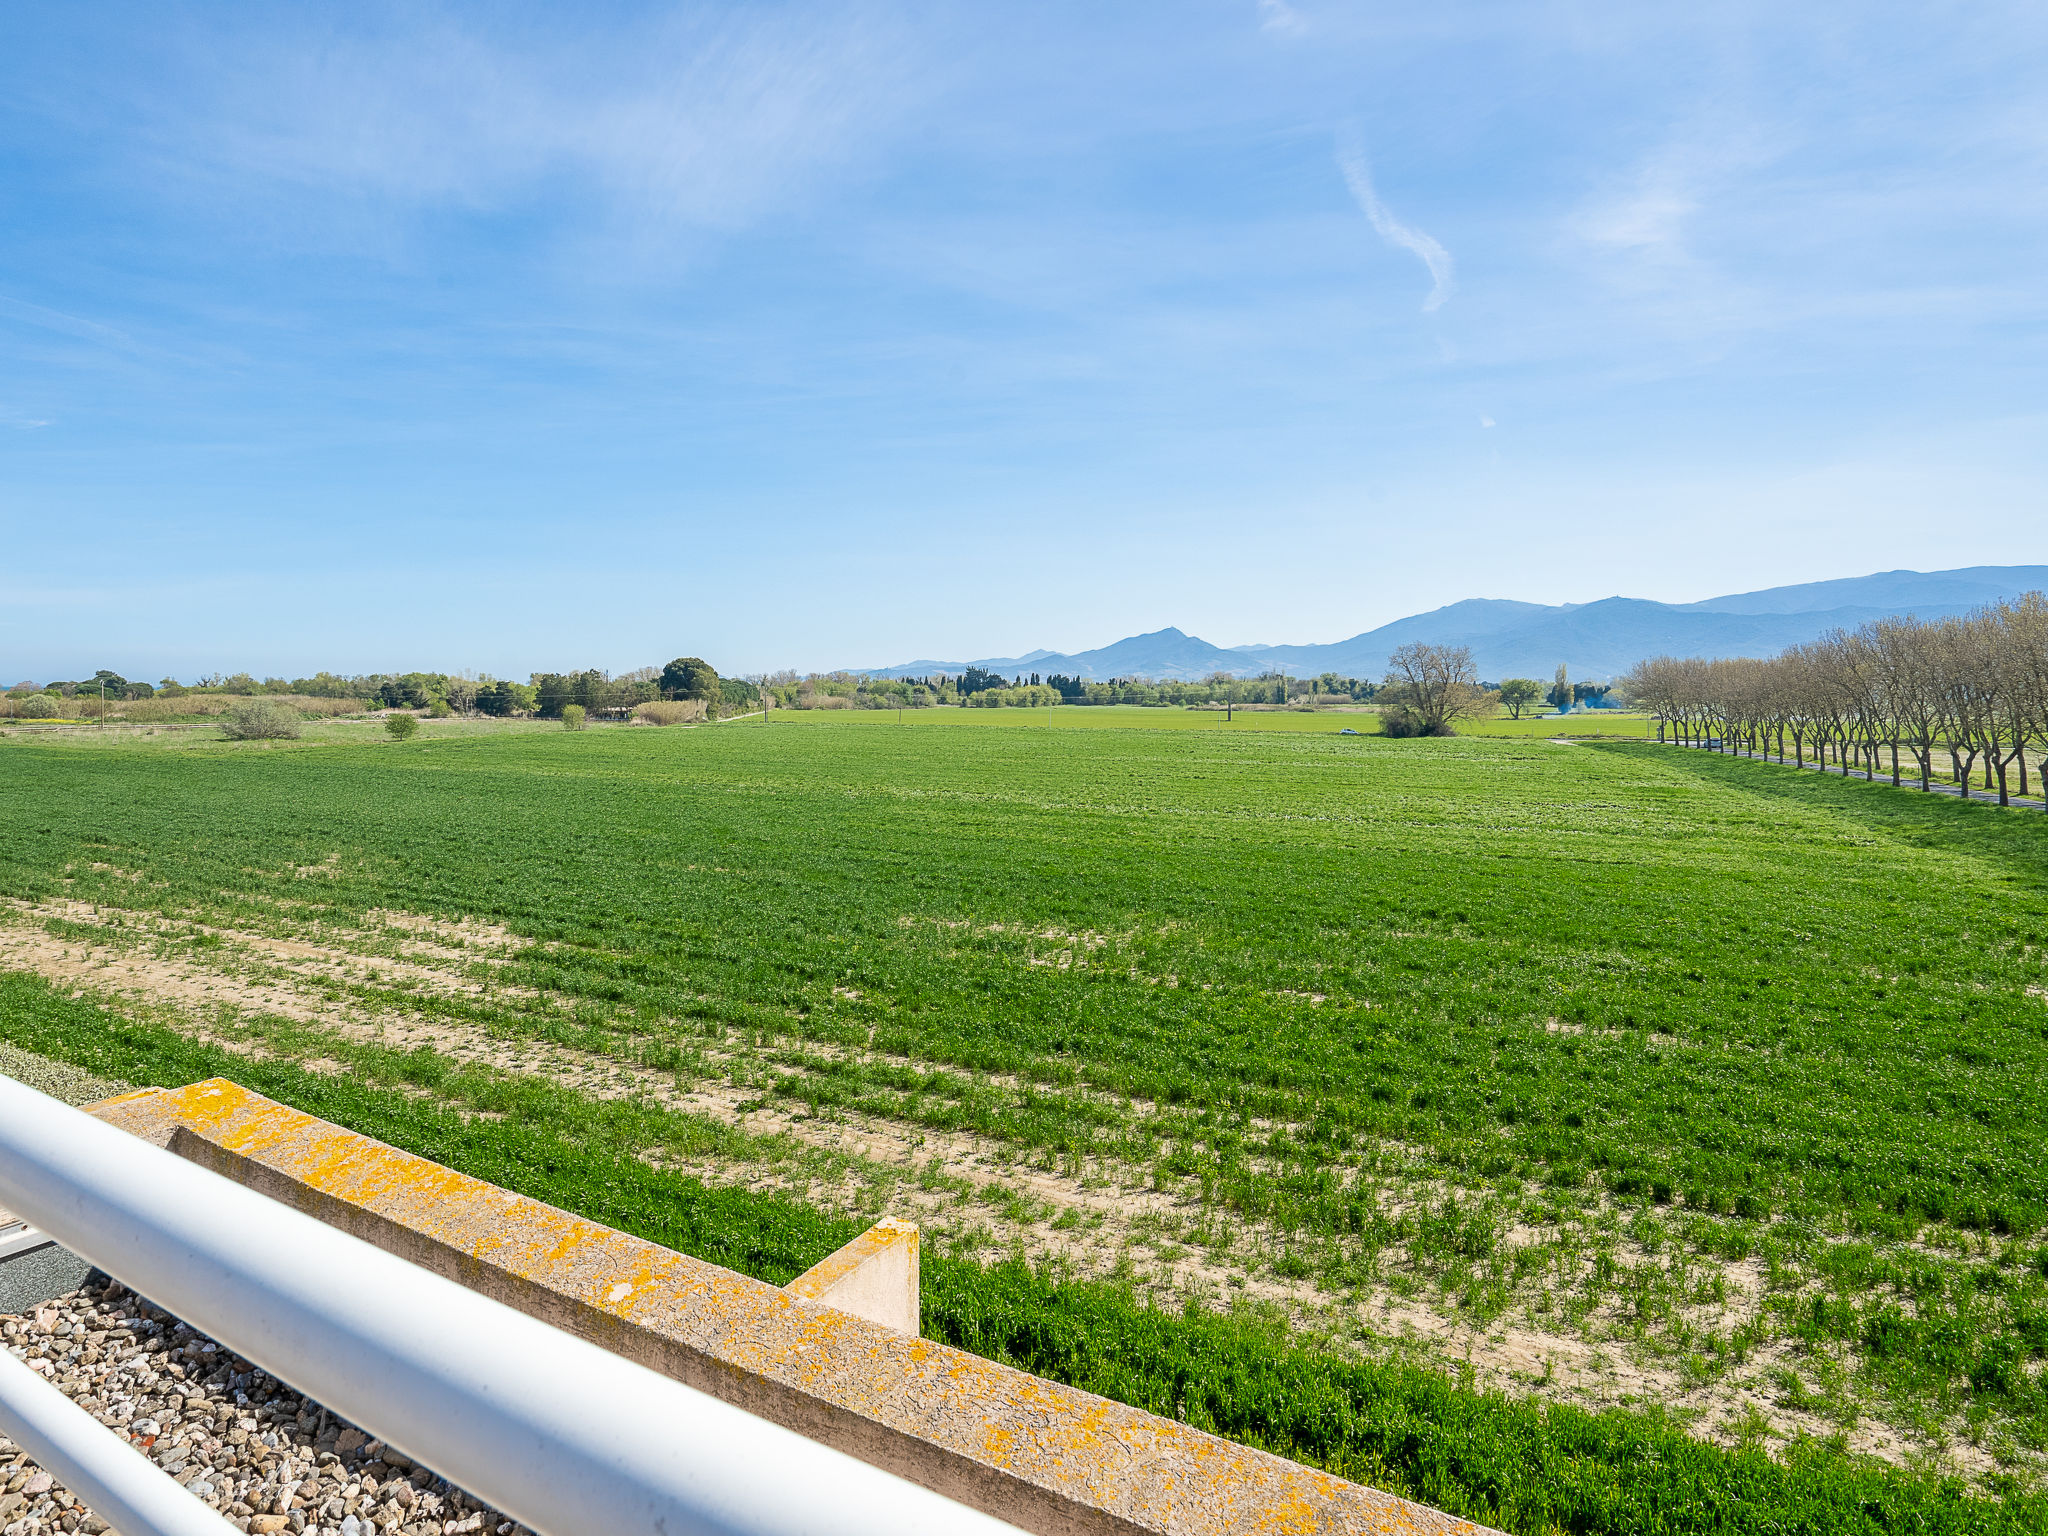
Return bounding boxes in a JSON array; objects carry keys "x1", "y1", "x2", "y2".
[
  {"x1": 1572, "y1": 121, "x2": 1764, "y2": 270},
  {"x1": 1579, "y1": 176, "x2": 1697, "y2": 259},
  {"x1": 0, "y1": 294, "x2": 135, "y2": 348},
  {"x1": 1335, "y1": 134, "x2": 1453, "y2": 311},
  {"x1": 135, "y1": 6, "x2": 925, "y2": 249},
  {"x1": 1257, "y1": 0, "x2": 1307, "y2": 38},
  {"x1": 1565, "y1": 120, "x2": 1778, "y2": 343}
]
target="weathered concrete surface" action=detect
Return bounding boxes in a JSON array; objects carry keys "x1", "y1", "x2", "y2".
[
  {"x1": 89, "y1": 1080, "x2": 1499, "y2": 1536},
  {"x1": 787, "y1": 1215, "x2": 920, "y2": 1336}
]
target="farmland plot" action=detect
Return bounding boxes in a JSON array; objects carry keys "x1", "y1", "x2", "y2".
[{"x1": 2, "y1": 715, "x2": 2045, "y2": 1505}]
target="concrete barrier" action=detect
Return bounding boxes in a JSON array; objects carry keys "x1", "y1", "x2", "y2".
[
  {"x1": 787, "y1": 1215, "x2": 920, "y2": 1336},
  {"x1": 88, "y1": 1080, "x2": 1497, "y2": 1536}
]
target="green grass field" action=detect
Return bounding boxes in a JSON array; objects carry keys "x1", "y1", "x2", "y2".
[
  {"x1": 2, "y1": 712, "x2": 2043, "y2": 1528},
  {"x1": 738, "y1": 701, "x2": 1651, "y2": 736},
  {"x1": 0, "y1": 698, "x2": 1654, "y2": 742}
]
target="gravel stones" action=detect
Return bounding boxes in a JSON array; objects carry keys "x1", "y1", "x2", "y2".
[
  {"x1": 2, "y1": 1278, "x2": 533, "y2": 1536},
  {"x1": 0, "y1": 1047, "x2": 129, "y2": 1317},
  {"x1": 0, "y1": 1046, "x2": 129, "y2": 1112}
]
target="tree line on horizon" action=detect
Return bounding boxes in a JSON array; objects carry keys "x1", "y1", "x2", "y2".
[
  {"x1": 1621, "y1": 593, "x2": 2048, "y2": 805},
  {"x1": 2, "y1": 657, "x2": 755, "y2": 722},
  {"x1": 754, "y1": 667, "x2": 1392, "y2": 711},
  {"x1": 10, "y1": 652, "x2": 1618, "y2": 727}
]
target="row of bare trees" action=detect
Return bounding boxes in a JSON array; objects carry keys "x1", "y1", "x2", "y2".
[{"x1": 1622, "y1": 594, "x2": 2048, "y2": 807}]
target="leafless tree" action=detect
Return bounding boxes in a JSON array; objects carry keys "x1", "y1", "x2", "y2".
[
  {"x1": 1870, "y1": 616, "x2": 1939, "y2": 789},
  {"x1": 2000, "y1": 593, "x2": 2048, "y2": 801},
  {"x1": 1380, "y1": 643, "x2": 1491, "y2": 736}
]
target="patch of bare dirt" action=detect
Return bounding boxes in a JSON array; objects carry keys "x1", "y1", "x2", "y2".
[
  {"x1": 4, "y1": 896, "x2": 533, "y2": 1012},
  {"x1": 362, "y1": 908, "x2": 524, "y2": 951}
]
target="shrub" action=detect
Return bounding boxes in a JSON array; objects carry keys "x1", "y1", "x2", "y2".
[
  {"x1": 428, "y1": 699, "x2": 453, "y2": 719},
  {"x1": 16, "y1": 695, "x2": 60, "y2": 719},
  {"x1": 561, "y1": 704, "x2": 587, "y2": 730},
  {"x1": 384, "y1": 713, "x2": 419, "y2": 741},
  {"x1": 220, "y1": 700, "x2": 302, "y2": 740},
  {"x1": 630, "y1": 700, "x2": 703, "y2": 726},
  {"x1": 1377, "y1": 703, "x2": 1450, "y2": 738}
]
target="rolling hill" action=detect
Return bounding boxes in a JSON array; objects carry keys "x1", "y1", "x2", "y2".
[{"x1": 861, "y1": 565, "x2": 2048, "y2": 683}]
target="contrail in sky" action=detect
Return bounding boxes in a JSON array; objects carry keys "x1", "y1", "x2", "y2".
[{"x1": 1336, "y1": 133, "x2": 1454, "y2": 312}]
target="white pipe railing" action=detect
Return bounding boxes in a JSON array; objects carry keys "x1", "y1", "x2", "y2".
[
  {"x1": 0, "y1": 1074, "x2": 1023, "y2": 1536},
  {"x1": 0, "y1": 1343, "x2": 241, "y2": 1536}
]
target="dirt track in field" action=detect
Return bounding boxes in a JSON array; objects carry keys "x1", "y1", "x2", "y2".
[{"x1": 0, "y1": 892, "x2": 1974, "y2": 1478}]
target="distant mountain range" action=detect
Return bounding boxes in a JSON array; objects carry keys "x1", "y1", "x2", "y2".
[{"x1": 863, "y1": 566, "x2": 2048, "y2": 683}]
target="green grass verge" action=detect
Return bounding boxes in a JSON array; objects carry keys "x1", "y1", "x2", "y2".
[{"x1": 4, "y1": 972, "x2": 2038, "y2": 1536}]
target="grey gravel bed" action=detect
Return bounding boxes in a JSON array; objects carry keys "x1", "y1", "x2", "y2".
[
  {"x1": 3, "y1": 1276, "x2": 528, "y2": 1536},
  {"x1": 0, "y1": 1047, "x2": 130, "y2": 1112}
]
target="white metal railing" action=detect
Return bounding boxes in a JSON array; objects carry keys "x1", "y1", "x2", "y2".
[
  {"x1": 0, "y1": 1342, "x2": 239, "y2": 1535},
  {"x1": 0, "y1": 1074, "x2": 1023, "y2": 1536}
]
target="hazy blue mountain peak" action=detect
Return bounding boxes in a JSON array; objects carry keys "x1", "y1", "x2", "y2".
[{"x1": 859, "y1": 566, "x2": 2048, "y2": 684}]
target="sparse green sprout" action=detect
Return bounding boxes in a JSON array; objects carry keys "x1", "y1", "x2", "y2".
[
  {"x1": 384, "y1": 713, "x2": 419, "y2": 740},
  {"x1": 562, "y1": 703, "x2": 587, "y2": 730}
]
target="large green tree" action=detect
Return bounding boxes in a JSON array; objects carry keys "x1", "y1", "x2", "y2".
[
  {"x1": 661, "y1": 657, "x2": 720, "y2": 702},
  {"x1": 1496, "y1": 678, "x2": 1542, "y2": 719}
]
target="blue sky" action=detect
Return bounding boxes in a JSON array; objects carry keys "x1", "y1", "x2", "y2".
[{"x1": 3, "y1": 1, "x2": 2045, "y2": 680}]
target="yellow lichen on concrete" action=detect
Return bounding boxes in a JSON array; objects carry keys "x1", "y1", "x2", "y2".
[
  {"x1": 89, "y1": 1079, "x2": 1497, "y2": 1536},
  {"x1": 85, "y1": 1085, "x2": 169, "y2": 1112}
]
